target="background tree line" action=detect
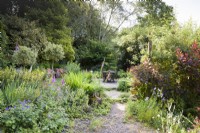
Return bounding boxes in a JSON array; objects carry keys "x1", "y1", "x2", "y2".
[{"x1": 0, "y1": 0, "x2": 175, "y2": 71}]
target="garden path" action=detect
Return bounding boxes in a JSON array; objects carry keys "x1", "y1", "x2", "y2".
[
  {"x1": 72, "y1": 80, "x2": 156, "y2": 133},
  {"x1": 95, "y1": 103, "x2": 155, "y2": 133}
]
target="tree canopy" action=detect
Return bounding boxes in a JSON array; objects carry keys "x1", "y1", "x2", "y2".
[
  {"x1": 137, "y1": 0, "x2": 175, "y2": 26},
  {"x1": 0, "y1": 0, "x2": 180, "y2": 70}
]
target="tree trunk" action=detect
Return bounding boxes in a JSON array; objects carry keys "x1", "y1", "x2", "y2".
[
  {"x1": 29, "y1": 65, "x2": 33, "y2": 72},
  {"x1": 52, "y1": 62, "x2": 54, "y2": 70},
  {"x1": 148, "y1": 40, "x2": 152, "y2": 59}
]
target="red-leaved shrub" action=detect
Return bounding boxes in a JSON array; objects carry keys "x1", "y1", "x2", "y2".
[
  {"x1": 175, "y1": 41, "x2": 200, "y2": 108},
  {"x1": 130, "y1": 59, "x2": 163, "y2": 98}
]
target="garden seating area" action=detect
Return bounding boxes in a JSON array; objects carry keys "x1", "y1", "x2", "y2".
[{"x1": 102, "y1": 70, "x2": 116, "y2": 82}]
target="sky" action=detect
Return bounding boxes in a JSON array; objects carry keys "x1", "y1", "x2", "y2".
[
  {"x1": 119, "y1": 0, "x2": 200, "y2": 29},
  {"x1": 163, "y1": 0, "x2": 200, "y2": 25}
]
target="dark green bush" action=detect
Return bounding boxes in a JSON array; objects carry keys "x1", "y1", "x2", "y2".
[
  {"x1": 117, "y1": 78, "x2": 131, "y2": 92},
  {"x1": 117, "y1": 69, "x2": 128, "y2": 78},
  {"x1": 75, "y1": 39, "x2": 112, "y2": 70}
]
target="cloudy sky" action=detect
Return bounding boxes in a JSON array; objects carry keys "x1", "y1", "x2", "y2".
[{"x1": 163, "y1": 0, "x2": 200, "y2": 25}]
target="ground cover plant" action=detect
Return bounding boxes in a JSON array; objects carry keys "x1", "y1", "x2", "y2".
[{"x1": 0, "y1": 66, "x2": 111, "y2": 132}]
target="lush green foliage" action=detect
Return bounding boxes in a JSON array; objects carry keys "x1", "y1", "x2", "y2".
[
  {"x1": 0, "y1": 68, "x2": 45, "y2": 106},
  {"x1": 126, "y1": 98, "x2": 162, "y2": 128},
  {"x1": 2, "y1": 16, "x2": 48, "y2": 63},
  {"x1": 0, "y1": 67, "x2": 46, "y2": 84},
  {"x1": 43, "y1": 42, "x2": 65, "y2": 67},
  {"x1": 1, "y1": 0, "x2": 200, "y2": 132},
  {"x1": 66, "y1": 1, "x2": 106, "y2": 41},
  {"x1": 26, "y1": 0, "x2": 75, "y2": 61},
  {"x1": 0, "y1": 0, "x2": 122, "y2": 70},
  {"x1": 65, "y1": 72, "x2": 101, "y2": 96},
  {"x1": 12, "y1": 46, "x2": 37, "y2": 67},
  {"x1": 0, "y1": 67, "x2": 111, "y2": 132},
  {"x1": 65, "y1": 62, "x2": 81, "y2": 74},
  {"x1": 0, "y1": 101, "x2": 41, "y2": 132},
  {"x1": 115, "y1": 26, "x2": 147, "y2": 70},
  {"x1": 124, "y1": 17, "x2": 200, "y2": 131},
  {"x1": 128, "y1": 22, "x2": 200, "y2": 116},
  {"x1": 0, "y1": 20, "x2": 9, "y2": 67},
  {"x1": 137, "y1": 0, "x2": 175, "y2": 27},
  {"x1": 63, "y1": 87, "x2": 89, "y2": 118},
  {"x1": 75, "y1": 39, "x2": 113, "y2": 70},
  {"x1": 0, "y1": 67, "x2": 17, "y2": 83},
  {"x1": 0, "y1": 81, "x2": 40, "y2": 106},
  {"x1": 35, "y1": 87, "x2": 69, "y2": 132},
  {"x1": 117, "y1": 78, "x2": 131, "y2": 92},
  {"x1": 126, "y1": 98, "x2": 187, "y2": 132},
  {"x1": 116, "y1": 70, "x2": 126, "y2": 78},
  {"x1": 0, "y1": 87, "x2": 69, "y2": 132}
]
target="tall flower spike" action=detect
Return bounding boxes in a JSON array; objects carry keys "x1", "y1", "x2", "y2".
[
  {"x1": 52, "y1": 76, "x2": 56, "y2": 83},
  {"x1": 15, "y1": 43, "x2": 19, "y2": 51},
  {"x1": 62, "y1": 79, "x2": 65, "y2": 86}
]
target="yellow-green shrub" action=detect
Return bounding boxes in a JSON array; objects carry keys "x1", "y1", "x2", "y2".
[
  {"x1": 0, "y1": 67, "x2": 17, "y2": 82},
  {"x1": 18, "y1": 69, "x2": 46, "y2": 82}
]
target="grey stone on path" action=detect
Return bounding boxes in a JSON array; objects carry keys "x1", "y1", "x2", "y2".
[
  {"x1": 99, "y1": 78, "x2": 122, "y2": 99},
  {"x1": 104, "y1": 90, "x2": 122, "y2": 99}
]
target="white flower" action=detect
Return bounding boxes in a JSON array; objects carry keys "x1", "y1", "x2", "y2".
[{"x1": 145, "y1": 97, "x2": 149, "y2": 101}]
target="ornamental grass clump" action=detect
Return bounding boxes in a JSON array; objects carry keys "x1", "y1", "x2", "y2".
[
  {"x1": 0, "y1": 80, "x2": 41, "y2": 106},
  {"x1": 65, "y1": 72, "x2": 85, "y2": 90}
]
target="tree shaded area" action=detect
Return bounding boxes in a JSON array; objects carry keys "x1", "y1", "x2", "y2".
[
  {"x1": 26, "y1": 0, "x2": 74, "y2": 61},
  {"x1": 75, "y1": 39, "x2": 112, "y2": 70},
  {"x1": 0, "y1": 0, "x2": 176, "y2": 71},
  {"x1": 0, "y1": 0, "x2": 118, "y2": 69}
]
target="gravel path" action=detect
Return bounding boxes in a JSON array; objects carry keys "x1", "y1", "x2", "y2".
[
  {"x1": 99, "y1": 79, "x2": 119, "y2": 89},
  {"x1": 71, "y1": 79, "x2": 156, "y2": 133},
  {"x1": 72, "y1": 103, "x2": 155, "y2": 133},
  {"x1": 96, "y1": 103, "x2": 155, "y2": 133},
  {"x1": 104, "y1": 90, "x2": 122, "y2": 99}
]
